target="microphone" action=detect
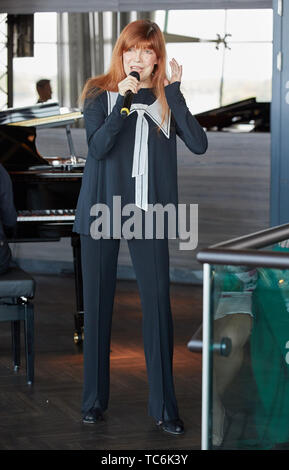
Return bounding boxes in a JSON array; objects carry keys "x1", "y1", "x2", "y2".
[{"x1": 120, "y1": 71, "x2": 140, "y2": 117}]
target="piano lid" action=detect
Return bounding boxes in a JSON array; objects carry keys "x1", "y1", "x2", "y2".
[
  {"x1": 0, "y1": 101, "x2": 82, "y2": 128},
  {"x1": 195, "y1": 97, "x2": 270, "y2": 132},
  {"x1": 0, "y1": 102, "x2": 83, "y2": 171},
  {"x1": 8, "y1": 110, "x2": 83, "y2": 129},
  {"x1": 0, "y1": 101, "x2": 61, "y2": 125},
  {"x1": 0, "y1": 124, "x2": 50, "y2": 171}
]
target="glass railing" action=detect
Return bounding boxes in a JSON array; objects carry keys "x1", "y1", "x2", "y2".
[{"x1": 193, "y1": 223, "x2": 289, "y2": 450}]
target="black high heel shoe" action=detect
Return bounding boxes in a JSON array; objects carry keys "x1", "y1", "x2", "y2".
[
  {"x1": 82, "y1": 407, "x2": 104, "y2": 424},
  {"x1": 156, "y1": 418, "x2": 184, "y2": 435}
]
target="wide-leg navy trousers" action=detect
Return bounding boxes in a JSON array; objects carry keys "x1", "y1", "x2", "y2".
[{"x1": 80, "y1": 234, "x2": 179, "y2": 422}]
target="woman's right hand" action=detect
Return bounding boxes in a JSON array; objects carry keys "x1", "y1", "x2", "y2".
[{"x1": 118, "y1": 75, "x2": 140, "y2": 96}]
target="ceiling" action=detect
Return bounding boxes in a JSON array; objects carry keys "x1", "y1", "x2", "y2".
[{"x1": 0, "y1": 0, "x2": 273, "y2": 14}]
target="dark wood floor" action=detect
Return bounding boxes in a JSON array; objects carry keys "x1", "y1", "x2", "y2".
[{"x1": 0, "y1": 274, "x2": 203, "y2": 450}]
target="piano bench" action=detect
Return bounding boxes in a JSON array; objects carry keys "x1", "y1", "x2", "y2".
[{"x1": 0, "y1": 266, "x2": 36, "y2": 385}]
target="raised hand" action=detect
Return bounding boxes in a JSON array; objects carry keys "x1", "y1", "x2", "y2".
[{"x1": 164, "y1": 58, "x2": 183, "y2": 87}]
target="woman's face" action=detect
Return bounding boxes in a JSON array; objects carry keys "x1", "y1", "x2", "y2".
[{"x1": 123, "y1": 46, "x2": 158, "y2": 87}]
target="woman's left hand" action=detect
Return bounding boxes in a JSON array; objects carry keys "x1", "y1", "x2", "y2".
[{"x1": 164, "y1": 58, "x2": 182, "y2": 87}]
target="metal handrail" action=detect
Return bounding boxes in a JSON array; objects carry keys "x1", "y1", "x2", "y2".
[
  {"x1": 197, "y1": 248, "x2": 289, "y2": 269},
  {"x1": 196, "y1": 222, "x2": 289, "y2": 268},
  {"x1": 210, "y1": 222, "x2": 289, "y2": 249}
]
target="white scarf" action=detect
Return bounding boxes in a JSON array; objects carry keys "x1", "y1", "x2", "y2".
[{"x1": 107, "y1": 91, "x2": 171, "y2": 211}]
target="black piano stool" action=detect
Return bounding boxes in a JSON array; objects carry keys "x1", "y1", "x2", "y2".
[{"x1": 0, "y1": 265, "x2": 35, "y2": 385}]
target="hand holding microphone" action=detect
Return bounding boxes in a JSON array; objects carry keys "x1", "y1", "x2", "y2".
[{"x1": 118, "y1": 71, "x2": 140, "y2": 117}]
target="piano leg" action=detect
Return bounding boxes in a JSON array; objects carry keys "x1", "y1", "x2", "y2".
[{"x1": 71, "y1": 233, "x2": 84, "y2": 345}]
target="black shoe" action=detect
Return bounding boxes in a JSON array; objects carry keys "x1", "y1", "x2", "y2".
[
  {"x1": 82, "y1": 408, "x2": 104, "y2": 424},
  {"x1": 156, "y1": 418, "x2": 184, "y2": 435}
]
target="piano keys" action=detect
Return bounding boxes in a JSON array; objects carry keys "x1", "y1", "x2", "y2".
[{"x1": 17, "y1": 209, "x2": 76, "y2": 222}]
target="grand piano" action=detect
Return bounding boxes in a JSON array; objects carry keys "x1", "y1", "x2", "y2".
[
  {"x1": 195, "y1": 96, "x2": 270, "y2": 132},
  {"x1": 0, "y1": 101, "x2": 85, "y2": 344}
]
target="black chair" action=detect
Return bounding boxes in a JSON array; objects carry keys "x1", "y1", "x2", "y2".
[{"x1": 0, "y1": 265, "x2": 35, "y2": 385}]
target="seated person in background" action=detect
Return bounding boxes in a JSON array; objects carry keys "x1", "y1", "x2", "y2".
[
  {"x1": 0, "y1": 164, "x2": 17, "y2": 274},
  {"x1": 36, "y1": 79, "x2": 52, "y2": 103}
]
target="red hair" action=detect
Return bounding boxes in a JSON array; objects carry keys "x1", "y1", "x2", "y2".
[{"x1": 80, "y1": 19, "x2": 169, "y2": 132}]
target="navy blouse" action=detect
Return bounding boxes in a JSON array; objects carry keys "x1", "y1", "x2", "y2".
[{"x1": 73, "y1": 81, "x2": 208, "y2": 239}]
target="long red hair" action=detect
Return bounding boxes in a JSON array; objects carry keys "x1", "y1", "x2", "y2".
[{"x1": 80, "y1": 19, "x2": 169, "y2": 132}]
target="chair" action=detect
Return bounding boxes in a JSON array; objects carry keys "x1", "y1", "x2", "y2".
[{"x1": 0, "y1": 265, "x2": 35, "y2": 385}]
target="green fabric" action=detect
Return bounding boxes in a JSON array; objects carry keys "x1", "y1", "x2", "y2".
[
  {"x1": 213, "y1": 258, "x2": 289, "y2": 449},
  {"x1": 215, "y1": 265, "x2": 253, "y2": 293},
  {"x1": 250, "y1": 251, "x2": 289, "y2": 448}
]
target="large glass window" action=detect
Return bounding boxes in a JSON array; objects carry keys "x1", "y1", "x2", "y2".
[
  {"x1": 2, "y1": 9, "x2": 273, "y2": 113},
  {"x1": 155, "y1": 9, "x2": 273, "y2": 114},
  {"x1": 13, "y1": 13, "x2": 58, "y2": 107}
]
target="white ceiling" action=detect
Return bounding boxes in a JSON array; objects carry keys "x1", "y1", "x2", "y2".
[{"x1": 0, "y1": 0, "x2": 273, "y2": 14}]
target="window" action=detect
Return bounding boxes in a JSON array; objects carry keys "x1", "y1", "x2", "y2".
[
  {"x1": 13, "y1": 13, "x2": 58, "y2": 107},
  {"x1": 155, "y1": 9, "x2": 273, "y2": 114}
]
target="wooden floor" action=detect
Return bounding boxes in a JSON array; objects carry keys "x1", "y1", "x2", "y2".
[{"x1": 0, "y1": 273, "x2": 203, "y2": 450}]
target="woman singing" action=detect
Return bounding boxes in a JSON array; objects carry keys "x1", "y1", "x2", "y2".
[{"x1": 73, "y1": 19, "x2": 208, "y2": 435}]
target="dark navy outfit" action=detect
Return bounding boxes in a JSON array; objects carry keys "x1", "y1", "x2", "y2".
[{"x1": 73, "y1": 81, "x2": 208, "y2": 420}]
